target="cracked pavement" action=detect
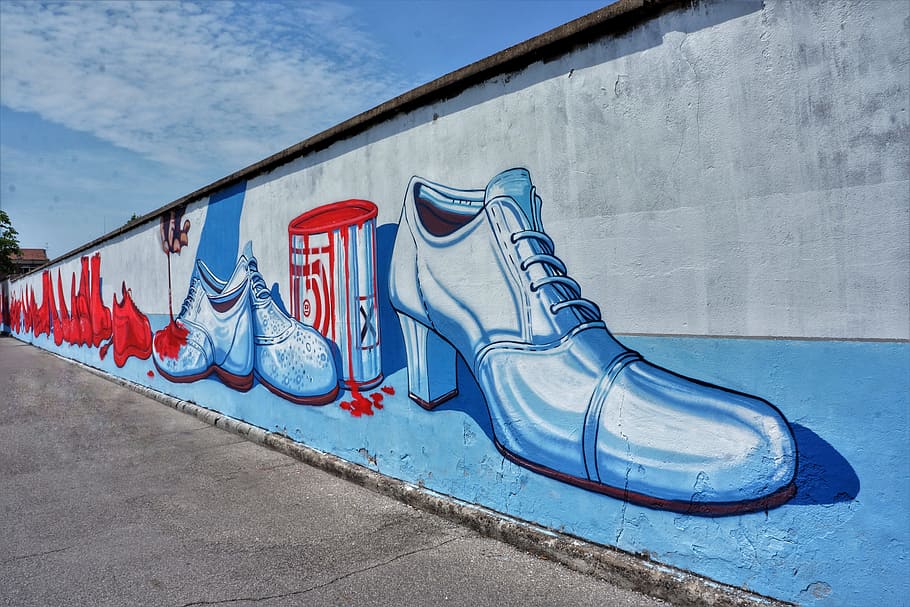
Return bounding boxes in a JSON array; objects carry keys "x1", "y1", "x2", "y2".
[{"x1": 0, "y1": 338, "x2": 666, "y2": 607}]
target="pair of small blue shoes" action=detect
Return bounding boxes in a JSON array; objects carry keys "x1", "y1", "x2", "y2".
[{"x1": 153, "y1": 242, "x2": 339, "y2": 405}]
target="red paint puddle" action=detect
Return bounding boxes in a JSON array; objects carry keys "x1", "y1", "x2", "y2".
[
  {"x1": 340, "y1": 385, "x2": 395, "y2": 417},
  {"x1": 110, "y1": 282, "x2": 153, "y2": 367},
  {"x1": 147, "y1": 370, "x2": 155, "y2": 378},
  {"x1": 152, "y1": 319, "x2": 189, "y2": 361}
]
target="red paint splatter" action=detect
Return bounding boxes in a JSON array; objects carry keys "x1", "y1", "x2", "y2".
[
  {"x1": 339, "y1": 385, "x2": 396, "y2": 417},
  {"x1": 340, "y1": 384, "x2": 379, "y2": 417},
  {"x1": 147, "y1": 370, "x2": 155, "y2": 378},
  {"x1": 152, "y1": 319, "x2": 189, "y2": 361}
]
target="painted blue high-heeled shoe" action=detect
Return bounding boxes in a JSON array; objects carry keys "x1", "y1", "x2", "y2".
[{"x1": 389, "y1": 168, "x2": 797, "y2": 514}]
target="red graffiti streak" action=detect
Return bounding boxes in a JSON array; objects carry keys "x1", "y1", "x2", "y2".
[
  {"x1": 152, "y1": 319, "x2": 189, "y2": 361},
  {"x1": 89, "y1": 253, "x2": 112, "y2": 346},
  {"x1": 381, "y1": 386, "x2": 395, "y2": 395},
  {"x1": 26, "y1": 286, "x2": 36, "y2": 334},
  {"x1": 55, "y1": 270, "x2": 74, "y2": 344},
  {"x1": 31, "y1": 272, "x2": 51, "y2": 338}
]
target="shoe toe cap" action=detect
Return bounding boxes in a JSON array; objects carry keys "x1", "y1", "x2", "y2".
[
  {"x1": 255, "y1": 325, "x2": 338, "y2": 398},
  {"x1": 595, "y1": 361, "x2": 796, "y2": 505},
  {"x1": 152, "y1": 326, "x2": 212, "y2": 378}
]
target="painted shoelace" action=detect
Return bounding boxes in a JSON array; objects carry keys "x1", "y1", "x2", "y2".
[
  {"x1": 178, "y1": 278, "x2": 201, "y2": 317},
  {"x1": 511, "y1": 230, "x2": 601, "y2": 321},
  {"x1": 248, "y1": 258, "x2": 269, "y2": 300}
]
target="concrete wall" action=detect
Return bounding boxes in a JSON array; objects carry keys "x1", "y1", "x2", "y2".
[{"x1": 4, "y1": 0, "x2": 908, "y2": 604}]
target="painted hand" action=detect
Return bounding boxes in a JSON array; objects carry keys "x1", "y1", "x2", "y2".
[{"x1": 160, "y1": 206, "x2": 191, "y2": 254}]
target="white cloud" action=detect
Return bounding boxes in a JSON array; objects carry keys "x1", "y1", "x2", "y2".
[
  {"x1": 0, "y1": 1, "x2": 406, "y2": 172},
  {"x1": 0, "y1": 142, "x2": 206, "y2": 255}
]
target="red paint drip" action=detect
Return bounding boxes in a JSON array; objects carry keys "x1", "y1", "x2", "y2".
[
  {"x1": 152, "y1": 319, "x2": 189, "y2": 361},
  {"x1": 75, "y1": 256, "x2": 91, "y2": 346},
  {"x1": 147, "y1": 370, "x2": 155, "y2": 378},
  {"x1": 166, "y1": 251, "x2": 174, "y2": 321},
  {"x1": 89, "y1": 253, "x2": 112, "y2": 346},
  {"x1": 381, "y1": 386, "x2": 395, "y2": 395}
]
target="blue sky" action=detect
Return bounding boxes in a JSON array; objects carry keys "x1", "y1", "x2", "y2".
[{"x1": 0, "y1": 0, "x2": 609, "y2": 259}]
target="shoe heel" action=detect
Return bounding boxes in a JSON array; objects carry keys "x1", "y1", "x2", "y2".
[{"x1": 397, "y1": 313, "x2": 457, "y2": 409}]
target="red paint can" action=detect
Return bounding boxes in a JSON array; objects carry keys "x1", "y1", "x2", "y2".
[{"x1": 288, "y1": 200, "x2": 382, "y2": 390}]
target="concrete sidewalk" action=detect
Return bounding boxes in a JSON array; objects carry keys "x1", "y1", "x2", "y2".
[{"x1": 0, "y1": 337, "x2": 667, "y2": 607}]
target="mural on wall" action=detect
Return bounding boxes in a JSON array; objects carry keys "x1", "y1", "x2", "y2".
[
  {"x1": 388, "y1": 168, "x2": 798, "y2": 515},
  {"x1": 6, "y1": 169, "x2": 801, "y2": 516}
]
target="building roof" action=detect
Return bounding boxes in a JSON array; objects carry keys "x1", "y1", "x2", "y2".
[{"x1": 11, "y1": 248, "x2": 49, "y2": 263}]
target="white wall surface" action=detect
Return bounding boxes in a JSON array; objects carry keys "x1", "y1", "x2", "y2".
[{"x1": 238, "y1": 0, "x2": 908, "y2": 340}]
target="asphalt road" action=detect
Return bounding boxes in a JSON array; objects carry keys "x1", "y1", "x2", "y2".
[{"x1": 0, "y1": 337, "x2": 667, "y2": 607}]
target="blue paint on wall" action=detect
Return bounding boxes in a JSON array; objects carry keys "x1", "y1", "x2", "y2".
[{"x1": 195, "y1": 181, "x2": 247, "y2": 279}]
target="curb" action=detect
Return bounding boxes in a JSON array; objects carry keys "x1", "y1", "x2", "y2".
[{"x1": 61, "y1": 353, "x2": 791, "y2": 607}]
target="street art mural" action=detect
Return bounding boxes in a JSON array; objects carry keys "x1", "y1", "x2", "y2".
[
  {"x1": 3, "y1": 165, "x2": 885, "y2": 605},
  {"x1": 6, "y1": 168, "x2": 799, "y2": 515},
  {"x1": 1, "y1": 171, "x2": 792, "y2": 514},
  {"x1": 5, "y1": 1, "x2": 907, "y2": 601}
]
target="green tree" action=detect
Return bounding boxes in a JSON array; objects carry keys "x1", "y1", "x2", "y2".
[{"x1": 0, "y1": 210, "x2": 21, "y2": 276}]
